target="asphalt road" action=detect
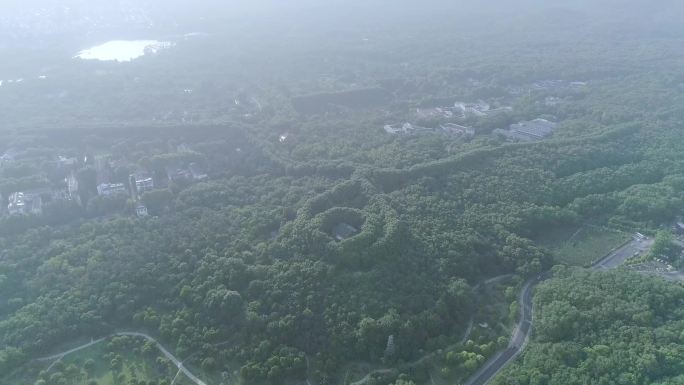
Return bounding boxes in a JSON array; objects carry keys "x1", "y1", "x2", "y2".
[
  {"x1": 463, "y1": 238, "x2": 650, "y2": 385},
  {"x1": 347, "y1": 275, "x2": 515, "y2": 385},
  {"x1": 32, "y1": 239, "x2": 653, "y2": 385},
  {"x1": 593, "y1": 238, "x2": 653, "y2": 269},
  {"x1": 464, "y1": 273, "x2": 548, "y2": 385}
]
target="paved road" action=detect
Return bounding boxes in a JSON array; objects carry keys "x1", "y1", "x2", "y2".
[
  {"x1": 35, "y1": 332, "x2": 208, "y2": 385},
  {"x1": 32, "y1": 240, "x2": 653, "y2": 385},
  {"x1": 464, "y1": 273, "x2": 548, "y2": 385},
  {"x1": 593, "y1": 238, "x2": 653, "y2": 269},
  {"x1": 463, "y1": 238, "x2": 651, "y2": 385},
  {"x1": 347, "y1": 275, "x2": 513, "y2": 385}
]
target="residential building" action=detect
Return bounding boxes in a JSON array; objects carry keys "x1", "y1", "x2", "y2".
[
  {"x1": 510, "y1": 119, "x2": 557, "y2": 139},
  {"x1": 57, "y1": 156, "x2": 77, "y2": 168},
  {"x1": 383, "y1": 123, "x2": 431, "y2": 135},
  {"x1": 440, "y1": 123, "x2": 475, "y2": 136},
  {"x1": 415, "y1": 107, "x2": 456, "y2": 120},
  {"x1": 673, "y1": 221, "x2": 684, "y2": 235},
  {"x1": 0, "y1": 149, "x2": 17, "y2": 165},
  {"x1": 455, "y1": 101, "x2": 491, "y2": 117},
  {"x1": 97, "y1": 183, "x2": 127, "y2": 196},
  {"x1": 332, "y1": 222, "x2": 360, "y2": 241},
  {"x1": 495, "y1": 118, "x2": 557, "y2": 141},
  {"x1": 66, "y1": 172, "x2": 79, "y2": 197},
  {"x1": 7, "y1": 192, "x2": 42, "y2": 216},
  {"x1": 189, "y1": 163, "x2": 208, "y2": 180},
  {"x1": 136, "y1": 204, "x2": 149, "y2": 217},
  {"x1": 132, "y1": 173, "x2": 154, "y2": 194},
  {"x1": 165, "y1": 166, "x2": 192, "y2": 182},
  {"x1": 385, "y1": 335, "x2": 396, "y2": 358}
]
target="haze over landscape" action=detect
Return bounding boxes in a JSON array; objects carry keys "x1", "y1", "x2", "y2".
[{"x1": 2, "y1": 1, "x2": 684, "y2": 385}]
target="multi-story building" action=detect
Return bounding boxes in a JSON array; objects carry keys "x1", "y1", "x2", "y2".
[
  {"x1": 133, "y1": 174, "x2": 154, "y2": 194},
  {"x1": 97, "y1": 183, "x2": 127, "y2": 196},
  {"x1": 7, "y1": 192, "x2": 42, "y2": 216}
]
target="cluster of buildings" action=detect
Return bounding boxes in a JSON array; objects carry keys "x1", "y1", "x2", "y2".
[
  {"x1": 165, "y1": 162, "x2": 208, "y2": 183},
  {"x1": 2, "y1": 149, "x2": 210, "y2": 219},
  {"x1": 494, "y1": 118, "x2": 558, "y2": 141},
  {"x1": 413, "y1": 101, "x2": 513, "y2": 121},
  {"x1": 383, "y1": 122, "x2": 476, "y2": 137},
  {"x1": 507, "y1": 79, "x2": 588, "y2": 96},
  {"x1": 415, "y1": 106, "x2": 460, "y2": 120},
  {"x1": 385, "y1": 99, "x2": 513, "y2": 138}
]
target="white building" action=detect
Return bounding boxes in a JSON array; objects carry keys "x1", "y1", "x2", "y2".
[
  {"x1": 496, "y1": 118, "x2": 558, "y2": 141},
  {"x1": 136, "y1": 204, "x2": 149, "y2": 217},
  {"x1": 7, "y1": 192, "x2": 42, "y2": 216},
  {"x1": 97, "y1": 183, "x2": 127, "y2": 196},
  {"x1": 383, "y1": 123, "x2": 432, "y2": 135},
  {"x1": 440, "y1": 123, "x2": 475, "y2": 136},
  {"x1": 134, "y1": 175, "x2": 154, "y2": 194}
]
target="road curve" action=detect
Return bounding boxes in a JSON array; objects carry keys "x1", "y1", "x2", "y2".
[
  {"x1": 464, "y1": 238, "x2": 651, "y2": 385},
  {"x1": 35, "y1": 332, "x2": 208, "y2": 385},
  {"x1": 464, "y1": 272, "x2": 548, "y2": 385},
  {"x1": 347, "y1": 274, "x2": 513, "y2": 385}
]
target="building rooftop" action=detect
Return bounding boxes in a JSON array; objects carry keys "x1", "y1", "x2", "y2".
[
  {"x1": 97, "y1": 183, "x2": 127, "y2": 196},
  {"x1": 8, "y1": 192, "x2": 42, "y2": 216},
  {"x1": 383, "y1": 123, "x2": 431, "y2": 135},
  {"x1": 497, "y1": 118, "x2": 557, "y2": 141},
  {"x1": 332, "y1": 222, "x2": 360, "y2": 241}
]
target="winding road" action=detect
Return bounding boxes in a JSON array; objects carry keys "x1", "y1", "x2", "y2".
[
  {"x1": 346, "y1": 275, "x2": 514, "y2": 385},
  {"x1": 31, "y1": 238, "x2": 654, "y2": 385},
  {"x1": 36, "y1": 332, "x2": 207, "y2": 385},
  {"x1": 464, "y1": 236, "x2": 652, "y2": 385}
]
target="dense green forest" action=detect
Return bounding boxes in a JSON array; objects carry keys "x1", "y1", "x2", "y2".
[
  {"x1": 494, "y1": 267, "x2": 684, "y2": 385},
  {"x1": 2, "y1": 1, "x2": 684, "y2": 385}
]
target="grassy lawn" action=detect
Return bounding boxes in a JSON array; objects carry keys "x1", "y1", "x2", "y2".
[{"x1": 539, "y1": 224, "x2": 630, "y2": 266}]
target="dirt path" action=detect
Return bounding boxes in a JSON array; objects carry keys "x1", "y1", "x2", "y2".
[{"x1": 35, "y1": 332, "x2": 208, "y2": 385}]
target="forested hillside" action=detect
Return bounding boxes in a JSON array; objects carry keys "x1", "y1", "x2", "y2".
[
  {"x1": 494, "y1": 267, "x2": 684, "y2": 385},
  {"x1": 2, "y1": 1, "x2": 684, "y2": 385}
]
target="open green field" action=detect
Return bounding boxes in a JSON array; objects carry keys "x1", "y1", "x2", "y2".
[{"x1": 538, "y1": 225, "x2": 630, "y2": 267}]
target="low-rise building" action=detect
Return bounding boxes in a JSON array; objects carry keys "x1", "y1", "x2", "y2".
[
  {"x1": 415, "y1": 107, "x2": 457, "y2": 120},
  {"x1": 57, "y1": 156, "x2": 78, "y2": 168},
  {"x1": 66, "y1": 172, "x2": 79, "y2": 197},
  {"x1": 97, "y1": 183, "x2": 127, "y2": 196},
  {"x1": 545, "y1": 96, "x2": 562, "y2": 106},
  {"x1": 136, "y1": 204, "x2": 149, "y2": 217},
  {"x1": 332, "y1": 222, "x2": 360, "y2": 241},
  {"x1": 133, "y1": 173, "x2": 154, "y2": 194},
  {"x1": 455, "y1": 101, "x2": 491, "y2": 117},
  {"x1": 0, "y1": 149, "x2": 17, "y2": 165},
  {"x1": 495, "y1": 118, "x2": 557, "y2": 141},
  {"x1": 165, "y1": 166, "x2": 192, "y2": 182},
  {"x1": 440, "y1": 123, "x2": 475, "y2": 136},
  {"x1": 7, "y1": 192, "x2": 42, "y2": 216},
  {"x1": 189, "y1": 163, "x2": 208, "y2": 181},
  {"x1": 383, "y1": 123, "x2": 431, "y2": 135}
]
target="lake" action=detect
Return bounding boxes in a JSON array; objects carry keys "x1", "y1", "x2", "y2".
[{"x1": 75, "y1": 40, "x2": 174, "y2": 62}]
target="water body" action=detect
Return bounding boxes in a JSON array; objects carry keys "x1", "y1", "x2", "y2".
[{"x1": 75, "y1": 40, "x2": 174, "y2": 62}]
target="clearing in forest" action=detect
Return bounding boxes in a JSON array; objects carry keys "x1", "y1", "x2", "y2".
[{"x1": 539, "y1": 225, "x2": 630, "y2": 266}]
